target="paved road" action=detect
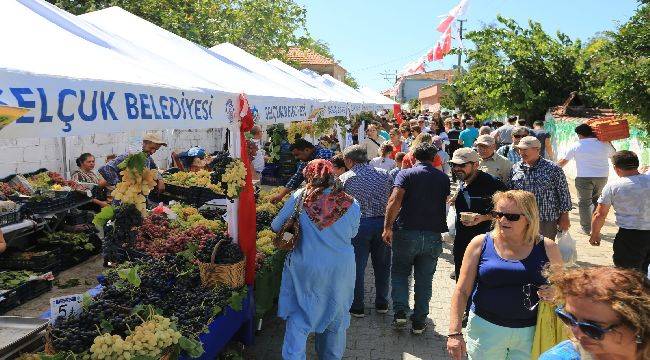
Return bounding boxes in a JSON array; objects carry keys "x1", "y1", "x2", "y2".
[{"x1": 251, "y1": 178, "x2": 616, "y2": 359}]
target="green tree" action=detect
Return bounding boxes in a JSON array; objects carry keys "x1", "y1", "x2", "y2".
[
  {"x1": 343, "y1": 74, "x2": 359, "y2": 89},
  {"x1": 446, "y1": 16, "x2": 583, "y2": 120},
  {"x1": 48, "y1": 0, "x2": 309, "y2": 61},
  {"x1": 596, "y1": 1, "x2": 650, "y2": 130}
]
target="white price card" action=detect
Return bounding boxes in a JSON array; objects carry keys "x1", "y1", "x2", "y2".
[{"x1": 49, "y1": 294, "x2": 84, "y2": 324}]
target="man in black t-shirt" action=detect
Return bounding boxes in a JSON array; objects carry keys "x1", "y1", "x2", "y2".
[{"x1": 450, "y1": 148, "x2": 507, "y2": 279}]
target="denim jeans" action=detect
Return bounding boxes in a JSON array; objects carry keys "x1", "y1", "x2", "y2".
[
  {"x1": 391, "y1": 230, "x2": 443, "y2": 322},
  {"x1": 351, "y1": 217, "x2": 391, "y2": 310}
]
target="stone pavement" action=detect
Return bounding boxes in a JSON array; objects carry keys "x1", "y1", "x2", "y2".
[{"x1": 251, "y1": 178, "x2": 617, "y2": 359}]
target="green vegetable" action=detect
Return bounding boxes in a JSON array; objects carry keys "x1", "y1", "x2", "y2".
[{"x1": 92, "y1": 205, "x2": 115, "y2": 228}]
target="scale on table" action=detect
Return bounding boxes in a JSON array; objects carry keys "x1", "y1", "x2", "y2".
[{"x1": 0, "y1": 316, "x2": 49, "y2": 359}]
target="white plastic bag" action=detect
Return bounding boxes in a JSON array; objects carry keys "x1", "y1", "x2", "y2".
[
  {"x1": 447, "y1": 205, "x2": 456, "y2": 238},
  {"x1": 556, "y1": 230, "x2": 577, "y2": 265}
]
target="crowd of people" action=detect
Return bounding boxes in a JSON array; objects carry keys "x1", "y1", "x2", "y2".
[{"x1": 264, "y1": 111, "x2": 649, "y2": 360}]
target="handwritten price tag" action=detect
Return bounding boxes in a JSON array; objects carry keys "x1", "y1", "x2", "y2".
[{"x1": 49, "y1": 294, "x2": 83, "y2": 324}]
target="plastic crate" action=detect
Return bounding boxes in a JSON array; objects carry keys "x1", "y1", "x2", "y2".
[
  {"x1": 586, "y1": 117, "x2": 630, "y2": 142},
  {"x1": 0, "y1": 208, "x2": 21, "y2": 227},
  {"x1": 0, "y1": 289, "x2": 20, "y2": 314},
  {"x1": 16, "y1": 279, "x2": 53, "y2": 302},
  {"x1": 0, "y1": 249, "x2": 60, "y2": 272}
]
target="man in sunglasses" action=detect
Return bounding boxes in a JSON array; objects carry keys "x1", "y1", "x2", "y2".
[
  {"x1": 497, "y1": 126, "x2": 530, "y2": 164},
  {"x1": 507, "y1": 136, "x2": 572, "y2": 239},
  {"x1": 449, "y1": 148, "x2": 507, "y2": 280}
]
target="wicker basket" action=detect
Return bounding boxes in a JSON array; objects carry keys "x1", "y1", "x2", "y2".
[
  {"x1": 586, "y1": 117, "x2": 630, "y2": 142},
  {"x1": 198, "y1": 240, "x2": 246, "y2": 289}
]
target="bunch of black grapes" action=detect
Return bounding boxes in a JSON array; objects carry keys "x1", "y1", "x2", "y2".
[
  {"x1": 256, "y1": 211, "x2": 274, "y2": 231},
  {"x1": 196, "y1": 234, "x2": 243, "y2": 264}
]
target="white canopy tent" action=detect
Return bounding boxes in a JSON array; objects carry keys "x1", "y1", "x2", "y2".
[
  {"x1": 210, "y1": 43, "x2": 350, "y2": 119},
  {"x1": 79, "y1": 7, "x2": 319, "y2": 125},
  {"x1": 358, "y1": 87, "x2": 397, "y2": 109},
  {"x1": 300, "y1": 69, "x2": 367, "y2": 115},
  {"x1": 267, "y1": 60, "x2": 362, "y2": 117},
  {"x1": 0, "y1": 0, "x2": 237, "y2": 139},
  {"x1": 320, "y1": 73, "x2": 390, "y2": 113}
]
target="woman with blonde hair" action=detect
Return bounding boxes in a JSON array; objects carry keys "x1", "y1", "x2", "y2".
[
  {"x1": 401, "y1": 133, "x2": 443, "y2": 170},
  {"x1": 447, "y1": 190, "x2": 563, "y2": 360},
  {"x1": 540, "y1": 266, "x2": 649, "y2": 360}
]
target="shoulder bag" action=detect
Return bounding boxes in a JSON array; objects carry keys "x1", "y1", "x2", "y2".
[{"x1": 273, "y1": 189, "x2": 307, "y2": 251}]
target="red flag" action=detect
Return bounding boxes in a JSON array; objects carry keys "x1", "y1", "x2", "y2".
[
  {"x1": 427, "y1": 48, "x2": 434, "y2": 62},
  {"x1": 437, "y1": 15, "x2": 455, "y2": 33},
  {"x1": 442, "y1": 28, "x2": 453, "y2": 54},
  {"x1": 393, "y1": 104, "x2": 403, "y2": 125},
  {"x1": 433, "y1": 42, "x2": 444, "y2": 61},
  {"x1": 237, "y1": 94, "x2": 257, "y2": 285}
]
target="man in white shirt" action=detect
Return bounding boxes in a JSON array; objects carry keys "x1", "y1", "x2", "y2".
[
  {"x1": 558, "y1": 123, "x2": 616, "y2": 234},
  {"x1": 590, "y1": 151, "x2": 650, "y2": 275}
]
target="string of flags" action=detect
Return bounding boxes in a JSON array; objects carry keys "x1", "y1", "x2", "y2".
[{"x1": 398, "y1": 0, "x2": 470, "y2": 78}]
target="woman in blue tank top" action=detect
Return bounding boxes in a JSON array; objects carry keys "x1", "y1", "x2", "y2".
[{"x1": 447, "y1": 190, "x2": 563, "y2": 360}]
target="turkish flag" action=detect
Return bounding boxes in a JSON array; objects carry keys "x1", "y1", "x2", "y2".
[
  {"x1": 237, "y1": 94, "x2": 257, "y2": 285},
  {"x1": 437, "y1": 15, "x2": 455, "y2": 33},
  {"x1": 394, "y1": 104, "x2": 403, "y2": 125},
  {"x1": 427, "y1": 49, "x2": 434, "y2": 62},
  {"x1": 442, "y1": 28, "x2": 453, "y2": 54},
  {"x1": 433, "y1": 42, "x2": 444, "y2": 61}
]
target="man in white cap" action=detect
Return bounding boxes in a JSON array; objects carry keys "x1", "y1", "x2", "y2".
[
  {"x1": 507, "y1": 136, "x2": 572, "y2": 239},
  {"x1": 450, "y1": 148, "x2": 507, "y2": 278},
  {"x1": 99, "y1": 132, "x2": 166, "y2": 193},
  {"x1": 475, "y1": 134, "x2": 512, "y2": 182}
]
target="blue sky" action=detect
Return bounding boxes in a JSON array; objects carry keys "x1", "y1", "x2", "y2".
[{"x1": 295, "y1": 0, "x2": 640, "y2": 91}]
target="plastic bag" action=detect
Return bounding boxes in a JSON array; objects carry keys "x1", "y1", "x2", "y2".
[
  {"x1": 556, "y1": 230, "x2": 577, "y2": 265},
  {"x1": 447, "y1": 205, "x2": 456, "y2": 238}
]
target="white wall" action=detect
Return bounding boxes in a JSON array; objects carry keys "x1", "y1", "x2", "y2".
[{"x1": 0, "y1": 129, "x2": 226, "y2": 179}]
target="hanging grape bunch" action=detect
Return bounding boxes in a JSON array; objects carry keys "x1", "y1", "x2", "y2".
[
  {"x1": 111, "y1": 152, "x2": 157, "y2": 215},
  {"x1": 209, "y1": 153, "x2": 247, "y2": 199},
  {"x1": 256, "y1": 211, "x2": 274, "y2": 231}
]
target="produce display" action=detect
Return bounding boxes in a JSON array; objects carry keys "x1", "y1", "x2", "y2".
[
  {"x1": 110, "y1": 152, "x2": 157, "y2": 215},
  {"x1": 209, "y1": 154, "x2": 247, "y2": 199},
  {"x1": 0, "y1": 270, "x2": 35, "y2": 289},
  {"x1": 135, "y1": 214, "x2": 216, "y2": 258},
  {"x1": 265, "y1": 125, "x2": 287, "y2": 162},
  {"x1": 169, "y1": 203, "x2": 226, "y2": 233},
  {"x1": 196, "y1": 236, "x2": 243, "y2": 264},
  {"x1": 164, "y1": 170, "x2": 221, "y2": 193},
  {"x1": 41, "y1": 231, "x2": 96, "y2": 253},
  {"x1": 28, "y1": 171, "x2": 86, "y2": 192},
  {"x1": 287, "y1": 121, "x2": 313, "y2": 144},
  {"x1": 256, "y1": 229, "x2": 275, "y2": 256},
  {"x1": 38, "y1": 253, "x2": 248, "y2": 359}
]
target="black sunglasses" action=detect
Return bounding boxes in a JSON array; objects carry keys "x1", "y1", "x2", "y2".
[
  {"x1": 450, "y1": 162, "x2": 470, "y2": 168},
  {"x1": 555, "y1": 306, "x2": 619, "y2": 341},
  {"x1": 490, "y1": 211, "x2": 523, "y2": 221}
]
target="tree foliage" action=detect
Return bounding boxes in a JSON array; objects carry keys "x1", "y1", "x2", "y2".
[
  {"x1": 442, "y1": 16, "x2": 582, "y2": 120},
  {"x1": 595, "y1": 2, "x2": 650, "y2": 129},
  {"x1": 48, "y1": 0, "x2": 309, "y2": 61}
]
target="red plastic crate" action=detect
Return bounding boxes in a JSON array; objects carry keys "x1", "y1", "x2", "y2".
[{"x1": 586, "y1": 117, "x2": 630, "y2": 142}]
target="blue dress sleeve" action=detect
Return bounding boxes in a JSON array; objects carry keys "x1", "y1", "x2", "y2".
[
  {"x1": 539, "y1": 340, "x2": 581, "y2": 360},
  {"x1": 271, "y1": 191, "x2": 298, "y2": 232}
]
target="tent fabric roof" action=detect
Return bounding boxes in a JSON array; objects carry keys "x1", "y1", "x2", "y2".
[
  {"x1": 80, "y1": 7, "x2": 319, "y2": 124},
  {"x1": 1, "y1": 0, "x2": 235, "y2": 139}
]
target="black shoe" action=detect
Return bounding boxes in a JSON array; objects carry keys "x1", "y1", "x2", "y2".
[
  {"x1": 411, "y1": 320, "x2": 427, "y2": 335},
  {"x1": 350, "y1": 308, "x2": 365, "y2": 318},
  {"x1": 450, "y1": 271, "x2": 456, "y2": 280},
  {"x1": 392, "y1": 311, "x2": 407, "y2": 328},
  {"x1": 375, "y1": 304, "x2": 389, "y2": 314}
]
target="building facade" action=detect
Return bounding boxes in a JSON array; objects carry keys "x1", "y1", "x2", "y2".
[{"x1": 287, "y1": 47, "x2": 347, "y2": 81}]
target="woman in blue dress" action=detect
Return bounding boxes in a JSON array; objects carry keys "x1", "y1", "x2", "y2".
[
  {"x1": 540, "y1": 266, "x2": 649, "y2": 360},
  {"x1": 272, "y1": 159, "x2": 361, "y2": 359}
]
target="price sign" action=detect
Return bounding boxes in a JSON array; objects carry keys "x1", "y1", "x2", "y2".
[{"x1": 49, "y1": 294, "x2": 84, "y2": 323}]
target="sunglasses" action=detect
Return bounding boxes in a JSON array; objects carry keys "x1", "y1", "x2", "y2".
[
  {"x1": 555, "y1": 306, "x2": 619, "y2": 341},
  {"x1": 450, "y1": 162, "x2": 470, "y2": 168},
  {"x1": 490, "y1": 211, "x2": 523, "y2": 221}
]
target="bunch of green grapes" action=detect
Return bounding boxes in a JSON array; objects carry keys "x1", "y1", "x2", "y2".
[
  {"x1": 221, "y1": 159, "x2": 247, "y2": 199},
  {"x1": 89, "y1": 315, "x2": 181, "y2": 360}
]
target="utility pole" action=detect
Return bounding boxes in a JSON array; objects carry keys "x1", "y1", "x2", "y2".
[{"x1": 457, "y1": 19, "x2": 466, "y2": 74}]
